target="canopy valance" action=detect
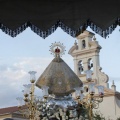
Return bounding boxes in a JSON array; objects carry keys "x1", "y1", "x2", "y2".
[{"x1": 0, "y1": 0, "x2": 120, "y2": 38}]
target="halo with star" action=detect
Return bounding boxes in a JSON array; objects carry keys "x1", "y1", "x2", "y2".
[{"x1": 49, "y1": 42, "x2": 66, "y2": 57}]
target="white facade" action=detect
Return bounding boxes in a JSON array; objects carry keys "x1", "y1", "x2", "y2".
[{"x1": 69, "y1": 30, "x2": 120, "y2": 119}]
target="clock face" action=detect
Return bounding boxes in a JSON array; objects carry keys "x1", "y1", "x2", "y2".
[{"x1": 49, "y1": 42, "x2": 66, "y2": 57}]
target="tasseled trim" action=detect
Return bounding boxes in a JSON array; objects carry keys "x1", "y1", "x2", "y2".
[{"x1": 0, "y1": 18, "x2": 120, "y2": 38}]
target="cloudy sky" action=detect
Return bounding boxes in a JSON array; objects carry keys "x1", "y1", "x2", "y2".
[{"x1": 0, "y1": 26, "x2": 120, "y2": 108}]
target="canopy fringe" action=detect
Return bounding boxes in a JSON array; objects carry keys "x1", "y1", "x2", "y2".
[{"x1": 0, "y1": 18, "x2": 119, "y2": 38}]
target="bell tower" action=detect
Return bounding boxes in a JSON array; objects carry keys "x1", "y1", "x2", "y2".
[{"x1": 69, "y1": 30, "x2": 109, "y2": 87}]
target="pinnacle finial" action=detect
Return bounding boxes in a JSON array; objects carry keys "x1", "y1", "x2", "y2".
[
  {"x1": 74, "y1": 40, "x2": 77, "y2": 45},
  {"x1": 112, "y1": 80, "x2": 115, "y2": 85},
  {"x1": 93, "y1": 35, "x2": 96, "y2": 41},
  {"x1": 111, "y1": 80, "x2": 116, "y2": 91}
]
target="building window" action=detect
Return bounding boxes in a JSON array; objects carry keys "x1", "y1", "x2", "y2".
[{"x1": 82, "y1": 40, "x2": 86, "y2": 49}]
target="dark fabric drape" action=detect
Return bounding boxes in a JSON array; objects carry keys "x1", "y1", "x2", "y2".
[{"x1": 0, "y1": 0, "x2": 120, "y2": 38}]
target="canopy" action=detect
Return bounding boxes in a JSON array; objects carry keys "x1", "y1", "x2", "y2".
[{"x1": 0, "y1": 0, "x2": 120, "y2": 38}]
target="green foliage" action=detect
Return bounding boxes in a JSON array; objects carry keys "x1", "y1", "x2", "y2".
[
  {"x1": 78, "y1": 107, "x2": 120, "y2": 120},
  {"x1": 78, "y1": 106, "x2": 106, "y2": 120},
  {"x1": 77, "y1": 104, "x2": 89, "y2": 118},
  {"x1": 117, "y1": 117, "x2": 120, "y2": 120},
  {"x1": 93, "y1": 111, "x2": 105, "y2": 120}
]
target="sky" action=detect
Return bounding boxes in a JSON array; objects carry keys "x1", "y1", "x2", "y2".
[{"x1": 0, "y1": 26, "x2": 120, "y2": 108}]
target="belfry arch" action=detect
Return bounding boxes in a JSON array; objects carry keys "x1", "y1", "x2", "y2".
[
  {"x1": 78, "y1": 60, "x2": 84, "y2": 75},
  {"x1": 88, "y1": 58, "x2": 93, "y2": 70}
]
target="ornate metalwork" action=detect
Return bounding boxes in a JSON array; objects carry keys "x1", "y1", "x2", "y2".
[
  {"x1": 76, "y1": 93, "x2": 103, "y2": 120},
  {"x1": 17, "y1": 71, "x2": 40, "y2": 120}
]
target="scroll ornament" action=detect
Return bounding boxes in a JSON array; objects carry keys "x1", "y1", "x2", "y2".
[{"x1": 97, "y1": 66, "x2": 109, "y2": 83}]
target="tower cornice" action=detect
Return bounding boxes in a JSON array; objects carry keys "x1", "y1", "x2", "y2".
[
  {"x1": 76, "y1": 30, "x2": 95, "y2": 39},
  {"x1": 70, "y1": 47, "x2": 101, "y2": 58}
]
